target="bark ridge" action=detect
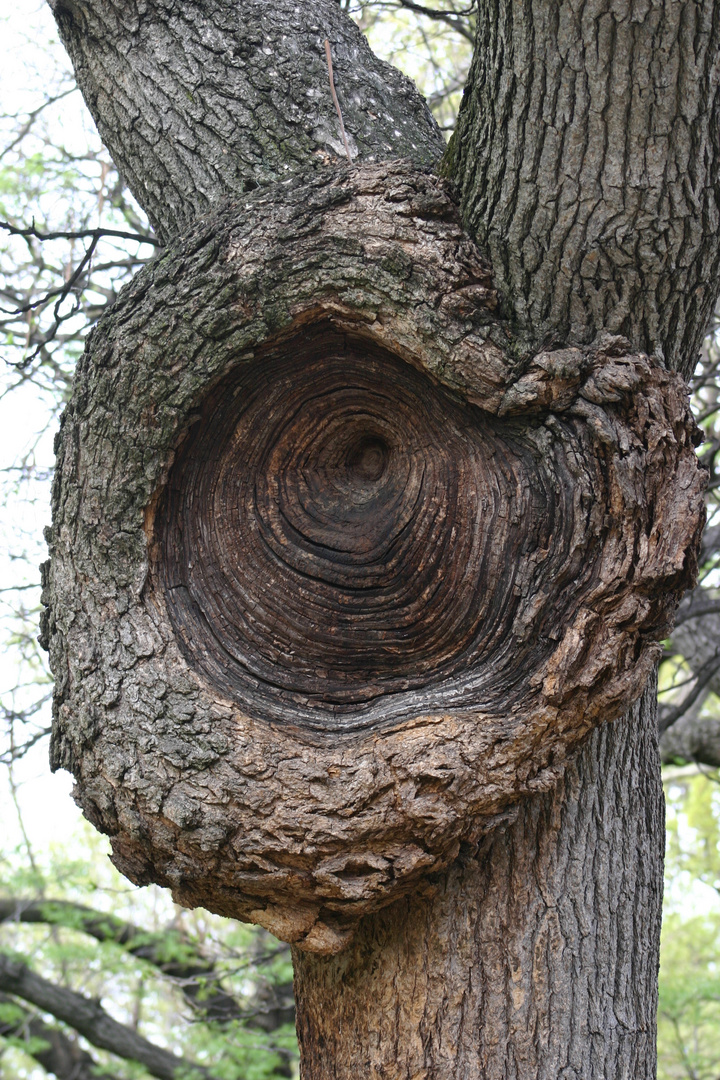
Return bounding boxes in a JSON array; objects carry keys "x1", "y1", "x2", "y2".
[{"x1": 49, "y1": 0, "x2": 443, "y2": 242}]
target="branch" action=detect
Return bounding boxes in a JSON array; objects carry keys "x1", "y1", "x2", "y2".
[
  {"x1": 0, "y1": 900, "x2": 242, "y2": 1024},
  {"x1": 1, "y1": 237, "x2": 100, "y2": 369},
  {"x1": 0, "y1": 87, "x2": 77, "y2": 159},
  {"x1": 0, "y1": 726, "x2": 52, "y2": 766},
  {"x1": 658, "y1": 650, "x2": 720, "y2": 734},
  {"x1": 0, "y1": 221, "x2": 160, "y2": 247},
  {"x1": 48, "y1": 0, "x2": 444, "y2": 241},
  {"x1": 659, "y1": 698, "x2": 720, "y2": 769},
  {"x1": 395, "y1": 0, "x2": 476, "y2": 41},
  {"x1": 0, "y1": 992, "x2": 119, "y2": 1080},
  {"x1": 0, "y1": 953, "x2": 218, "y2": 1080},
  {"x1": 673, "y1": 602, "x2": 720, "y2": 626}
]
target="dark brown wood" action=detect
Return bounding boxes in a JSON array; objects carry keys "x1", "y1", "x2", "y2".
[
  {"x1": 41, "y1": 163, "x2": 703, "y2": 955},
  {"x1": 157, "y1": 323, "x2": 701, "y2": 737}
]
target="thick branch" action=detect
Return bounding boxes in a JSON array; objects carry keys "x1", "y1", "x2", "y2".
[
  {"x1": 660, "y1": 596, "x2": 720, "y2": 766},
  {"x1": 660, "y1": 701, "x2": 720, "y2": 768},
  {"x1": 658, "y1": 650, "x2": 720, "y2": 734},
  {"x1": 47, "y1": 0, "x2": 444, "y2": 241},
  {"x1": 0, "y1": 992, "x2": 119, "y2": 1080},
  {"x1": 0, "y1": 953, "x2": 215, "y2": 1080},
  {"x1": 449, "y1": 0, "x2": 720, "y2": 374}
]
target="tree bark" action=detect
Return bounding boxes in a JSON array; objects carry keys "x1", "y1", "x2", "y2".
[
  {"x1": 294, "y1": 678, "x2": 663, "y2": 1080},
  {"x1": 43, "y1": 1, "x2": 715, "y2": 1078},
  {"x1": 47, "y1": 0, "x2": 443, "y2": 242},
  {"x1": 41, "y1": 162, "x2": 699, "y2": 956},
  {"x1": 449, "y1": 0, "x2": 720, "y2": 373}
]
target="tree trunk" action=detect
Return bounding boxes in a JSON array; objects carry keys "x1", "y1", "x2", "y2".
[
  {"x1": 47, "y1": 0, "x2": 443, "y2": 242},
  {"x1": 449, "y1": 0, "x2": 720, "y2": 373},
  {"x1": 43, "y1": 1, "x2": 716, "y2": 1078},
  {"x1": 293, "y1": 678, "x2": 663, "y2": 1080}
]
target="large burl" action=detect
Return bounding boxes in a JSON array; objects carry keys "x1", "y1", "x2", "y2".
[{"x1": 41, "y1": 163, "x2": 704, "y2": 953}]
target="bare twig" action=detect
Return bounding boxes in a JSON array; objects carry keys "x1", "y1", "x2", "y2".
[
  {"x1": 395, "y1": 0, "x2": 476, "y2": 42},
  {"x1": 0, "y1": 221, "x2": 159, "y2": 247},
  {"x1": 0, "y1": 87, "x2": 77, "y2": 159},
  {"x1": 324, "y1": 40, "x2": 353, "y2": 165}
]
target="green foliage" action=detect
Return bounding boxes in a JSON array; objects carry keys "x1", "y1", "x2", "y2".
[
  {"x1": 659, "y1": 771, "x2": 720, "y2": 1079},
  {"x1": 0, "y1": 825, "x2": 298, "y2": 1080},
  {"x1": 658, "y1": 912, "x2": 720, "y2": 1080}
]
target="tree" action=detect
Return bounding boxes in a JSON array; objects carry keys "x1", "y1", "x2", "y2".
[
  {"x1": 0, "y1": 828, "x2": 298, "y2": 1079},
  {"x1": 657, "y1": 766, "x2": 720, "y2": 1079},
  {"x1": 32, "y1": 1, "x2": 720, "y2": 1078}
]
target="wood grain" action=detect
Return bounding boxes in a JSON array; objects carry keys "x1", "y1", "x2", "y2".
[{"x1": 42, "y1": 163, "x2": 704, "y2": 953}]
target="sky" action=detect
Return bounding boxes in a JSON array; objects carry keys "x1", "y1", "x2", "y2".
[{"x1": 0, "y1": 1, "x2": 89, "y2": 852}]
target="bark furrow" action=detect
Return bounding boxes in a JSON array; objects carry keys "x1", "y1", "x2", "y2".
[
  {"x1": 449, "y1": 0, "x2": 720, "y2": 373},
  {"x1": 48, "y1": 0, "x2": 444, "y2": 241}
]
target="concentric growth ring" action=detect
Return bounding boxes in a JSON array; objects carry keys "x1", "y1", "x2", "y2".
[{"x1": 156, "y1": 331, "x2": 569, "y2": 731}]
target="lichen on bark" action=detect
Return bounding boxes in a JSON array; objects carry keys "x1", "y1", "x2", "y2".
[{"x1": 47, "y1": 0, "x2": 444, "y2": 242}]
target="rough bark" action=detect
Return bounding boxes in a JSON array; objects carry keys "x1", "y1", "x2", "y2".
[
  {"x1": 41, "y1": 162, "x2": 702, "y2": 954},
  {"x1": 0, "y1": 953, "x2": 214, "y2": 1080},
  {"x1": 47, "y1": 0, "x2": 443, "y2": 242},
  {"x1": 294, "y1": 678, "x2": 663, "y2": 1080},
  {"x1": 42, "y1": 0, "x2": 716, "y2": 1076},
  {"x1": 449, "y1": 0, "x2": 720, "y2": 373}
]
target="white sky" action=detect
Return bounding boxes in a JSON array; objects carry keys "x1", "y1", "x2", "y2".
[{"x1": 0, "y1": 1, "x2": 87, "y2": 851}]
